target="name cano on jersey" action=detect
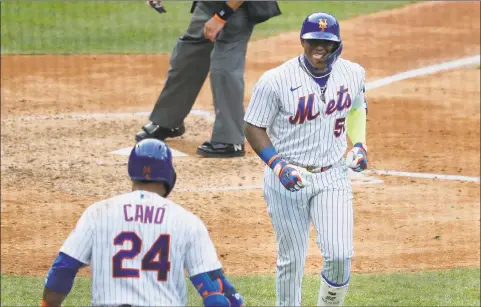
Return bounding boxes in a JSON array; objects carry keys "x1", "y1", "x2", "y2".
[
  {"x1": 123, "y1": 204, "x2": 166, "y2": 224},
  {"x1": 289, "y1": 85, "x2": 352, "y2": 125}
]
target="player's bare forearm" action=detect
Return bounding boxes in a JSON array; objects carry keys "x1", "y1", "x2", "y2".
[
  {"x1": 244, "y1": 122, "x2": 273, "y2": 155},
  {"x1": 244, "y1": 122, "x2": 310, "y2": 192},
  {"x1": 42, "y1": 287, "x2": 67, "y2": 307},
  {"x1": 226, "y1": 0, "x2": 244, "y2": 10},
  {"x1": 205, "y1": 0, "x2": 244, "y2": 41}
]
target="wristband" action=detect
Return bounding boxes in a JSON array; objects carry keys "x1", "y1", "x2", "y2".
[
  {"x1": 260, "y1": 146, "x2": 282, "y2": 169},
  {"x1": 215, "y1": 2, "x2": 234, "y2": 22},
  {"x1": 213, "y1": 13, "x2": 227, "y2": 25},
  {"x1": 354, "y1": 142, "x2": 367, "y2": 152}
]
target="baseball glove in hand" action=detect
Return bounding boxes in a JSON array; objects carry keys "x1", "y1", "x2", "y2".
[
  {"x1": 346, "y1": 143, "x2": 368, "y2": 172},
  {"x1": 273, "y1": 161, "x2": 311, "y2": 192},
  {"x1": 146, "y1": 0, "x2": 166, "y2": 14}
]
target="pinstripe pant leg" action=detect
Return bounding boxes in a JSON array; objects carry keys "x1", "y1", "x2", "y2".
[
  {"x1": 264, "y1": 169, "x2": 312, "y2": 307},
  {"x1": 309, "y1": 178, "x2": 354, "y2": 286}
]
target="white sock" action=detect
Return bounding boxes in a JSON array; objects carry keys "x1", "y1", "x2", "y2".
[{"x1": 317, "y1": 276, "x2": 349, "y2": 306}]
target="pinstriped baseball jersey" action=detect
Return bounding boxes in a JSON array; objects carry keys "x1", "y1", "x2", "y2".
[
  {"x1": 60, "y1": 190, "x2": 221, "y2": 307},
  {"x1": 244, "y1": 56, "x2": 366, "y2": 168},
  {"x1": 245, "y1": 53, "x2": 367, "y2": 306}
]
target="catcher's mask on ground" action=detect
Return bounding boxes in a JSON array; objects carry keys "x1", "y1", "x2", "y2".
[{"x1": 128, "y1": 139, "x2": 177, "y2": 197}]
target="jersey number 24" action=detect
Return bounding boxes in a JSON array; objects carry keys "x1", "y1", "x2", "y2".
[{"x1": 113, "y1": 232, "x2": 171, "y2": 281}]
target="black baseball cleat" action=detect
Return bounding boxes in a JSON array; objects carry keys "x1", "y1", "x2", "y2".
[
  {"x1": 196, "y1": 141, "x2": 245, "y2": 158},
  {"x1": 135, "y1": 122, "x2": 185, "y2": 142}
]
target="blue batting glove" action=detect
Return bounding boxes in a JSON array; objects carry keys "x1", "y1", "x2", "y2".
[
  {"x1": 346, "y1": 143, "x2": 368, "y2": 172},
  {"x1": 273, "y1": 160, "x2": 311, "y2": 192}
]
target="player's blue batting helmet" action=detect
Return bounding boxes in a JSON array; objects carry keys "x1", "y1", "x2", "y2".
[
  {"x1": 128, "y1": 139, "x2": 177, "y2": 196},
  {"x1": 300, "y1": 12, "x2": 343, "y2": 69}
]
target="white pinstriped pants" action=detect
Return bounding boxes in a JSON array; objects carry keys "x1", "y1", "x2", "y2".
[{"x1": 263, "y1": 160, "x2": 354, "y2": 307}]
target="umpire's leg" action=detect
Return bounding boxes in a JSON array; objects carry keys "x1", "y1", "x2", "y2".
[
  {"x1": 208, "y1": 8, "x2": 254, "y2": 144},
  {"x1": 148, "y1": 4, "x2": 214, "y2": 128}
]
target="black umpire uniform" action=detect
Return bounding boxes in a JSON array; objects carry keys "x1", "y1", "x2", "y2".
[{"x1": 136, "y1": 1, "x2": 281, "y2": 158}]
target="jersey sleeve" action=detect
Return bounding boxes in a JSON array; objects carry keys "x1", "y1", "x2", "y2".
[
  {"x1": 59, "y1": 206, "x2": 95, "y2": 265},
  {"x1": 351, "y1": 66, "x2": 367, "y2": 110},
  {"x1": 184, "y1": 217, "x2": 222, "y2": 277},
  {"x1": 351, "y1": 90, "x2": 365, "y2": 110},
  {"x1": 244, "y1": 71, "x2": 279, "y2": 128}
]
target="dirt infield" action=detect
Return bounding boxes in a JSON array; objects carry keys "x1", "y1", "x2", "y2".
[{"x1": 1, "y1": 1, "x2": 480, "y2": 276}]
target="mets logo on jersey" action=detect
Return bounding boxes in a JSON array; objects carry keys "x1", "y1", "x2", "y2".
[
  {"x1": 319, "y1": 19, "x2": 328, "y2": 31},
  {"x1": 325, "y1": 85, "x2": 352, "y2": 115},
  {"x1": 143, "y1": 166, "x2": 151, "y2": 180},
  {"x1": 289, "y1": 93, "x2": 320, "y2": 124}
]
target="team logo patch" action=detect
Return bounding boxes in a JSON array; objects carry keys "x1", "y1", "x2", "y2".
[
  {"x1": 143, "y1": 166, "x2": 151, "y2": 180},
  {"x1": 319, "y1": 19, "x2": 328, "y2": 31}
]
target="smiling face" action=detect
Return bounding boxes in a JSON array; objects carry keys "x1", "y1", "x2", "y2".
[{"x1": 301, "y1": 39, "x2": 337, "y2": 72}]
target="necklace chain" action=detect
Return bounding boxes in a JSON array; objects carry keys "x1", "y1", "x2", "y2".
[{"x1": 299, "y1": 55, "x2": 329, "y2": 103}]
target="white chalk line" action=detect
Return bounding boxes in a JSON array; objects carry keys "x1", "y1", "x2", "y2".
[
  {"x1": 3, "y1": 55, "x2": 479, "y2": 123},
  {"x1": 3, "y1": 55, "x2": 480, "y2": 184},
  {"x1": 176, "y1": 169, "x2": 480, "y2": 193},
  {"x1": 111, "y1": 146, "x2": 188, "y2": 157},
  {"x1": 176, "y1": 179, "x2": 383, "y2": 193},
  {"x1": 365, "y1": 55, "x2": 480, "y2": 90},
  {"x1": 367, "y1": 169, "x2": 480, "y2": 183}
]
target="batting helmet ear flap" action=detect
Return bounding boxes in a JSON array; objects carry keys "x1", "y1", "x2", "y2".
[
  {"x1": 323, "y1": 41, "x2": 343, "y2": 68},
  {"x1": 164, "y1": 170, "x2": 176, "y2": 197}
]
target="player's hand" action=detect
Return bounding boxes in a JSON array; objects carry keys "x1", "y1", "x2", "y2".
[
  {"x1": 273, "y1": 161, "x2": 311, "y2": 192},
  {"x1": 204, "y1": 15, "x2": 225, "y2": 42},
  {"x1": 146, "y1": 0, "x2": 166, "y2": 14},
  {"x1": 346, "y1": 143, "x2": 368, "y2": 172}
]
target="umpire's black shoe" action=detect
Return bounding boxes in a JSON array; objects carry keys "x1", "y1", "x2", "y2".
[
  {"x1": 135, "y1": 122, "x2": 185, "y2": 142},
  {"x1": 196, "y1": 141, "x2": 245, "y2": 158}
]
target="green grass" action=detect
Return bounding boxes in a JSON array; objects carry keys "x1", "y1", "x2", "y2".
[
  {"x1": 253, "y1": 1, "x2": 411, "y2": 39},
  {"x1": 0, "y1": 1, "x2": 194, "y2": 54},
  {"x1": 1, "y1": 1, "x2": 410, "y2": 55},
  {"x1": 2, "y1": 268, "x2": 479, "y2": 306}
]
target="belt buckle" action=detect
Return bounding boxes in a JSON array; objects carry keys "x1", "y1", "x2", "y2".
[{"x1": 306, "y1": 166, "x2": 315, "y2": 172}]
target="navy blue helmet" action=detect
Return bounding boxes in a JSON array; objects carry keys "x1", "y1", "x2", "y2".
[
  {"x1": 128, "y1": 139, "x2": 177, "y2": 196},
  {"x1": 300, "y1": 12, "x2": 343, "y2": 69}
]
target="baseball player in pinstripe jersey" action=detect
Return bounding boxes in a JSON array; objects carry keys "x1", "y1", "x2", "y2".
[
  {"x1": 41, "y1": 139, "x2": 244, "y2": 307},
  {"x1": 244, "y1": 12, "x2": 368, "y2": 307}
]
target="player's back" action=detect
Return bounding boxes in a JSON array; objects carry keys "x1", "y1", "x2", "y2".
[{"x1": 84, "y1": 190, "x2": 213, "y2": 306}]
